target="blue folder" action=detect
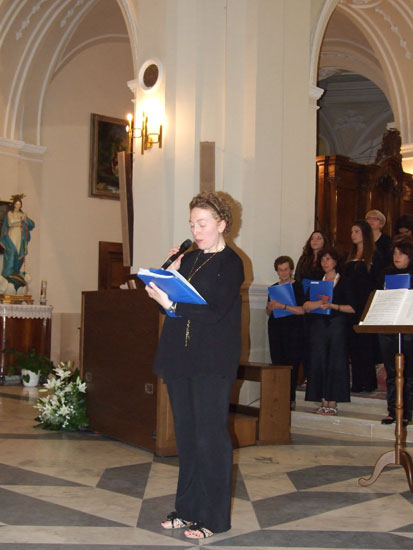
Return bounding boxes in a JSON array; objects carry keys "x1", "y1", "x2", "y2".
[
  {"x1": 268, "y1": 282, "x2": 296, "y2": 318},
  {"x1": 309, "y1": 280, "x2": 333, "y2": 315},
  {"x1": 385, "y1": 273, "x2": 411, "y2": 290},
  {"x1": 301, "y1": 278, "x2": 311, "y2": 295},
  {"x1": 137, "y1": 268, "x2": 207, "y2": 304}
]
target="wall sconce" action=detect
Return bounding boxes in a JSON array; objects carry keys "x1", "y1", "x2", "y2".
[{"x1": 126, "y1": 112, "x2": 163, "y2": 155}]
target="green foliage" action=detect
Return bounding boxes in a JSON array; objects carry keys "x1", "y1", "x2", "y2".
[
  {"x1": 3, "y1": 348, "x2": 54, "y2": 382},
  {"x1": 34, "y1": 361, "x2": 89, "y2": 432}
]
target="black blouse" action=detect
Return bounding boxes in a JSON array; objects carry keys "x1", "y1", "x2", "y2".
[{"x1": 152, "y1": 245, "x2": 245, "y2": 381}]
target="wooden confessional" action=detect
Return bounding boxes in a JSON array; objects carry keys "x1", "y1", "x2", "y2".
[{"x1": 316, "y1": 129, "x2": 413, "y2": 253}]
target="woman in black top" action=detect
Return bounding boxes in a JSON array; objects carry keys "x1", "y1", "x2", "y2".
[
  {"x1": 267, "y1": 255, "x2": 304, "y2": 410},
  {"x1": 145, "y1": 191, "x2": 244, "y2": 540},
  {"x1": 295, "y1": 230, "x2": 329, "y2": 380},
  {"x1": 295, "y1": 230, "x2": 329, "y2": 283},
  {"x1": 379, "y1": 237, "x2": 413, "y2": 426},
  {"x1": 365, "y1": 209, "x2": 392, "y2": 269},
  {"x1": 304, "y1": 248, "x2": 355, "y2": 415},
  {"x1": 345, "y1": 220, "x2": 378, "y2": 392}
]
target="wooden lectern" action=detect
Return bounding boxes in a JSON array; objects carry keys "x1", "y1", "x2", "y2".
[
  {"x1": 80, "y1": 288, "x2": 171, "y2": 454},
  {"x1": 354, "y1": 291, "x2": 413, "y2": 491}
]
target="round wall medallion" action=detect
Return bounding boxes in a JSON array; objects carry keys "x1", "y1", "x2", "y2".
[{"x1": 139, "y1": 59, "x2": 163, "y2": 92}]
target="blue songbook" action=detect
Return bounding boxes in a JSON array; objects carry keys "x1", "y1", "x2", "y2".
[
  {"x1": 309, "y1": 280, "x2": 333, "y2": 315},
  {"x1": 268, "y1": 282, "x2": 296, "y2": 318},
  {"x1": 137, "y1": 268, "x2": 207, "y2": 304},
  {"x1": 385, "y1": 273, "x2": 411, "y2": 290},
  {"x1": 301, "y1": 278, "x2": 311, "y2": 295}
]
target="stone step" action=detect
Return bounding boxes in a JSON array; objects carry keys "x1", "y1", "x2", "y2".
[{"x1": 292, "y1": 389, "x2": 413, "y2": 443}]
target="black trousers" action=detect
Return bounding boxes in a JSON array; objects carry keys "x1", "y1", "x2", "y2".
[
  {"x1": 379, "y1": 333, "x2": 413, "y2": 421},
  {"x1": 268, "y1": 316, "x2": 302, "y2": 402},
  {"x1": 166, "y1": 375, "x2": 233, "y2": 533},
  {"x1": 349, "y1": 331, "x2": 377, "y2": 392},
  {"x1": 305, "y1": 315, "x2": 350, "y2": 403}
]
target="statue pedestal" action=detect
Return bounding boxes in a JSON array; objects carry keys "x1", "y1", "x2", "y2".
[{"x1": 0, "y1": 294, "x2": 33, "y2": 304}]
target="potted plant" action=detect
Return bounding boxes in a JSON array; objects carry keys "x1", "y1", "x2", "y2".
[
  {"x1": 3, "y1": 348, "x2": 54, "y2": 387},
  {"x1": 35, "y1": 361, "x2": 88, "y2": 431}
]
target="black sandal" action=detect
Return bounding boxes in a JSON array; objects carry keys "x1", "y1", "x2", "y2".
[
  {"x1": 161, "y1": 511, "x2": 192, "y2": 529},
  {"x1": 381, "y1": 416, "x2": 395, "y2": 425}
]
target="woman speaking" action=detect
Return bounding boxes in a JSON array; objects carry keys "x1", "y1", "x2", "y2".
[{"x1": 145, "y1": 191, "x2": 244, "y2": 540}]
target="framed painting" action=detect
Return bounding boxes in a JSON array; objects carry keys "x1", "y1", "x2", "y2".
[{"x1": 89, "y1": 113, "x2": 129, "y2": 200}]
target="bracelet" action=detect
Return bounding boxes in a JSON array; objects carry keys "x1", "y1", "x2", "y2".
[
  {"x1": 337, "y1": 304, "x2": 341, "y2": 312},
  {"x1": 284, "y1": 304, "x2": 287, "y2": 310},
  {"x1": 168, "y1": 302, "x2": 177, "y2": 314}
]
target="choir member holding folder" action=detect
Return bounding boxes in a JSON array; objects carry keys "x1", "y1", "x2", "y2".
[
  {"x1": 267, "y1": 255, "x2": 304, "y2": 410},
  {"x1": 304, "y1": 248, "x2": 355, "y2": 416},
  {"x1": 144, "y1": 191, "x2": 244, "y2": 540},
  {"x1": 379, "y1": 237, "x2": 413, "y2": 427},
  {"x1": 294, "y1": 230, "x2": 329, "y2": 381}
]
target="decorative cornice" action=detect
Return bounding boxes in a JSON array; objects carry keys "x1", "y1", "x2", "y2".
[
  {"x1": 127, "y1": 79, "x2": 138, "y2": 94},
  {"x1": 22, "y1": 143, "x2": 47, "y2": 155},
  {"x1": 309, "y1": 85, "x2": 325, "y2": 101},
  {"x1": 0, "y1": 137, "x2": 47, "y2": 156},
  {"x1": 0, "y1": 137, "x2": 25, "y2": 149}
]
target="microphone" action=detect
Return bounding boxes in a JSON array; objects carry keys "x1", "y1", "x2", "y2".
[{"x1": 161, "y1": 239, "x2": 192, "y2": 269}]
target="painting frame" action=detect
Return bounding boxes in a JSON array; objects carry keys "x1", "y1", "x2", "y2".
[{"x1": 89, "y1": 113, "x2": 129, "y2": 200}]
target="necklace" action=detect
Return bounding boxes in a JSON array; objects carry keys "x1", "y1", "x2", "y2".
[
  {"x1": 184, "y1": 245, "x2": 225, "y2": 346},
  {"x1": 187, "y1": 248, "x2": 223, "y2": 282}
]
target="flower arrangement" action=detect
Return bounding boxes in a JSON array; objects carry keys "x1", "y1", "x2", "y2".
[{"x1": 34, "y1": 361, "x2": 88, "y2": 431}]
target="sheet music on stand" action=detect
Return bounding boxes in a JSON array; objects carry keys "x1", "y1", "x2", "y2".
[{"x1": 359, "y1": 289, "x2": 413, "y2": 326}]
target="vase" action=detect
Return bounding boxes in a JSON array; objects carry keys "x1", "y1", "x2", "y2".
[{"x1": 21, "y1": 369, "x2": 40, "y2": 387}]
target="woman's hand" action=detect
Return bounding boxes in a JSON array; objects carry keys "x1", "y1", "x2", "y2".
[
  {"x1": 267, "y1": 299, "x2": 284, "y2": 311},
  {"x1": 145, "y1": 282, "x2": 173, "y2": 311},
  {"x1": 303, "y1": 299, "x2": 323, "y2": 313},
  {"x1": 163, "y1": 246, "x2": 184, "y2": 271},
  {"x1": 320, "y1": 301, "x2": 331, "y2": 310},
  {"x1": 320, "y1": 294, "x2": 330, "y2": 304}
]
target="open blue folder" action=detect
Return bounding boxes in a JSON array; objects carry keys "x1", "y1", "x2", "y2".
[
  {"x1": 385, "y1": 273, "x2": 411, "y2": 290},
  {"x1": 268, "y1": 282, "x2": 296, "y2": 318},
  {"x1": 309, "y1": 280, "x2": 333, "y2": 315},
  {"x1": 137, "y1": 268, "x2": 207, "y2": 304}
]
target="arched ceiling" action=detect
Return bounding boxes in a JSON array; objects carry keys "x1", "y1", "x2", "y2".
[
  {"x1": 0, "y1": 0, "x2": 133, "y2": 149},
  {"x1": 318, "y1": 0, "x2": 413, "y2": 143}
]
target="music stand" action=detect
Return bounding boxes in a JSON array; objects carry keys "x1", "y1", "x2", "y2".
[{"x1": 354, "y1": 291, "x2": 413, "y2": 491}]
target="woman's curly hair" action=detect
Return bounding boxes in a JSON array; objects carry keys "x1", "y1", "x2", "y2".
[{"x1": 189, "y1": 191, "x2": 232, "y2": 234}]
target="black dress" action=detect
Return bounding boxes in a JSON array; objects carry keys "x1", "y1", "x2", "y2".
[
  {"x1": 267, "y1": 281, "x2": 304, "y2": 402},
  {"x1": 294, "y1": 258, "x2": 324, "y2": 379},
  {"x1": 378, "y1": 266, "x2": 413, "y2": 421},
  {"x1": 153, "y1": 245, "x2": 244, "y2": 533},
  {"x1": 305, "y1": 275, "x2": 354, "y2": 404},
  {"x1": 344, "y1": 259, "x2": 378, "y2": 392}
]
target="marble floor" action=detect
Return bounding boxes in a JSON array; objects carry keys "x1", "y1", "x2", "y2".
[{"x1": 1, "y1": 385, "x2": 413, "y2": 550}]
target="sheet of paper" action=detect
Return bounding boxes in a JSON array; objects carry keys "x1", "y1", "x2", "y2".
[{"x1": 360, "y1": 289, "x2": 411, "y2": 325}]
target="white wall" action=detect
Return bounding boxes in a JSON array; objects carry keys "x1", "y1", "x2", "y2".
[
  {"x1": 130, "y1": 0, "x2": 321, "y2": 360},
  {"x1": 39, "y1": 41, "x2": 133, "y2": 362}
]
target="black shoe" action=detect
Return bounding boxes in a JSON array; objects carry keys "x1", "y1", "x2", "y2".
[
  {"x1": 381, "y1": 416, "x2": 395, "y2": 425},
  {"x1": 403, "y1": 419, "x2": 410, "y2": 427}
]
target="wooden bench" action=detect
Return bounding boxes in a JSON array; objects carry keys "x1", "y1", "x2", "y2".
[{"x1": 229, "y1": 361, "x2": 292, "y2": 446}]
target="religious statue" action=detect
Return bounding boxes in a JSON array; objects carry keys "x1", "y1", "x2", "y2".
[{"x1": 0, "y1": 194, "x2": 35, "y2": 293}]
